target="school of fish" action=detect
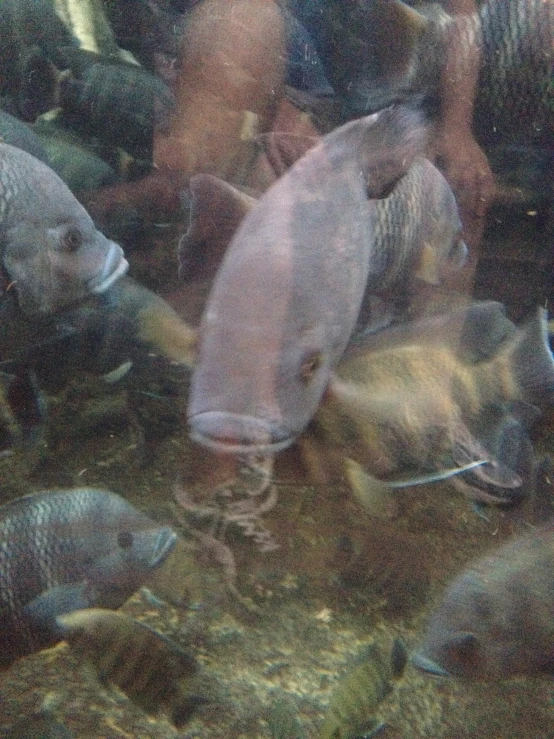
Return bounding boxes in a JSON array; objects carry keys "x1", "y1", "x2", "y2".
[{"x1": 0, "y1": 0, "x2": 553, "y2": 736}]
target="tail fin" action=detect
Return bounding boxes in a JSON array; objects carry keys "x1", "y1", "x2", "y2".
[{"x1": 171, "y1": 693, "x2": 209, "y2": 728}]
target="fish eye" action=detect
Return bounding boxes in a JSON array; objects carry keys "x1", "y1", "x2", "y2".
[
  {"x1": 62, "y1": 227, "x2": 83, "y2": 253},
  {"x1": 300, "y1": 351, "x2": 322, "y2": 383},
  {"x1": 117, "y1": 530, "x2": 134, "y2": 549}
]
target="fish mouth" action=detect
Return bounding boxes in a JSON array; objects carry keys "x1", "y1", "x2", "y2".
[
  {"x1": 411, "y1": 652, "x2": 451, "y2": 677},
  {"x1": 90, "y1": 241, "x2": 129, "y2": 294},
  {"x1": 188, "y1": 411, "x2": 294, "y2": 455},
  {"x1": 150, "y1": 526, "x2": 178, "y2": 568}
]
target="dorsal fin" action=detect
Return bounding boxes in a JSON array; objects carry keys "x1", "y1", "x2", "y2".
[{"x1": 178, "y1": 174, "x2": 255, "y2": 281}]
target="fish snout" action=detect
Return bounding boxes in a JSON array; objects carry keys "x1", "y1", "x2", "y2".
[
  {"x1": 90, "y1": 240, "x2": 129, "y2": 294},
  {"x1": 150, "y1": 526, "x2": 178, "y2": 568},
  {"x1": 188, "y1": 411, "x2": 293, "y2": 454},
  {"x1": 411, "y1": 651, "x2": 450, "y2": 677}
]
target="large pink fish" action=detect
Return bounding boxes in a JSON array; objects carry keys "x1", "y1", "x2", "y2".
[{"x1": 188, "y1": 106, "x2": 428, "y2": 454}]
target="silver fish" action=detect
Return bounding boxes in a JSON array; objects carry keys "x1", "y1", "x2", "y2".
[
  {"x1": 0, "y1": 487, "x2": 176, "y2": 669},
  {"x1": 0, "y1": 142, "x2": 128, "y2": 314},
  {"x1": 188, "y1": 105, "x2": 427, "y2": 455}
]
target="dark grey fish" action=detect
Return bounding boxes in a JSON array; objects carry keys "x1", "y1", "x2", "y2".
[
  {"x1": 318, "y1": 0, "x2": 447, "y2": 118},
  {"x1": 23, "y1": 275, "x2": 197, "y2": 391},
  {"x1": 32, "y1": 118, "x2": 119, "y2": 195},
  {"x1": 56, "y1": 608, "x2": 204, "y2": 728},
  {"x1": 188, "y1": 106, "x2": 428, "y2": 455},
  {"x1": 0, "y1": 488, "x2": 176, "y2": 669},
  {"x1": 0, "y1": 0, "x2": 75, "y2": 113},
  {"x1": 21, "y1": 46, "x2": 175, "y2": 161},
  {"x1": 413, "y1": 511, "x2": 554, "y2": 680},
  {"x1": 320, "y1": 0, "x2": 554, "y2": 147},
  {"x1": 0, "y1": 142, "x2": 128, "y2": 314}
]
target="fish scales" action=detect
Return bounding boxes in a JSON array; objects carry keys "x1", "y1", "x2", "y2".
[
  {"x1": 0, "y1": 488, "x2": 176, "y2": 669},
  {"x1": 188, "y1": 106, "x2": 428, "y2": 454},
  {"x1": 475, "y1": 0, "x2": 554, "y2": 143},
  {"x1": 370, "y1": 157, "x2": 463, "y2": 290}
]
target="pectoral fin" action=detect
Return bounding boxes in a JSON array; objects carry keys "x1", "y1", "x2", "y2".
[
  {"x1": 23, "y1": 583, "x2": 95, "y2": 632},
  {"x1": 344, "y1": 458, "x2": 399, "y2": 519}
]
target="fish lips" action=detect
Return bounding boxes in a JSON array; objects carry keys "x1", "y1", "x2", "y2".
[
  {"x1": 411, "y1": 651, "x2": 451, "y2": 677},
  {"x1": 88, "y1": 240, "x2": 129, "y2": 295},
  {"x1": 4, "y1": 235, "x2": 128, "y2": 314},
  {"x1": 150, "y1": 525, "x2": 178, "y2": 568},
  {"x1": 188, "y1": 411, "x2": 295, "y2": 455}
]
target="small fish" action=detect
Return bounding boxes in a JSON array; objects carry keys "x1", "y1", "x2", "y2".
[
  {"x1": 51, "y1": 276, "x2": 197, "y2": 378},
  {"x1": 308, "y1": 302, "x2": 554, "y2": 507},
  {"x1": 0, "y1": 488, "x2": 176, "y2": 669},
  {"x1": 0, "y1": 143, "x2": 128, "y2": 314},
  {"x1": 56, "y1": 608, "x2": 204, "y2": 728},
  {"x1": 413, "y1": 513, "x2": 554, "y2": 680},
  {"x1": 319, "y1": 638, "x2": 407, "y2": 739},
  {"x1": 22, "y1": 46, "x2": 175, "y2": 160},
  {"x1": 188, "y1": 106, "x2": 428, "y2": 455},
  {"x1": 33, "y1": 118, "x2": 120, "y2": 195}
]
